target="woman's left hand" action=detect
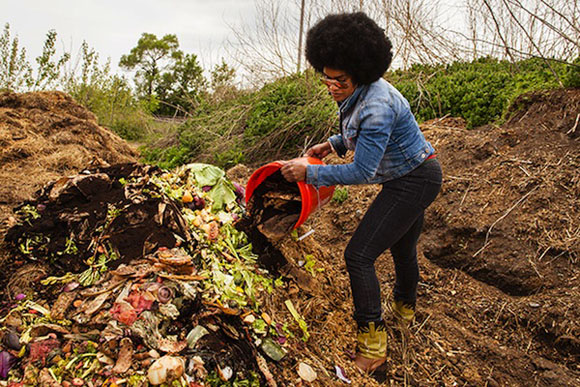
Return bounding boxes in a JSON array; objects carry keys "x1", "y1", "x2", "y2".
[{"x1": 280, "y1": 158, "x2": 309, "y2": 182}]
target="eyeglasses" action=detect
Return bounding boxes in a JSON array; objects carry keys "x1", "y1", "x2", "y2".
[{"x1": 320, "y1": 74, "x2": 350, "y2": 89}]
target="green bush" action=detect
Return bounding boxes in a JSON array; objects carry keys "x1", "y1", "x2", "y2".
[
  {"x1": 142, "y1": 72, "x2": 336, "y2": 169},
  {"x1": 387, "y1": 57, "x2": 567, "y2": 127},
  {"x1": 563, "y1": 57, "x2": 580, "y2": 88},
  {"x1": 143, "y1": 57, "x2": 570, "y2": 169}
]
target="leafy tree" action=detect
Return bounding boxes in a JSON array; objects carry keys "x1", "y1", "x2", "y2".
[
  {"x1": 119, "y1": 33, "x2": 180, "y2": 98},
  {"x1": 34, "y1": 29, "x2": 70, "y2": 90},
  {"x1": 209, "y1": 59, "x2": 237, "y2": 102},
  {"x1": 0, "y1": 24, "x2": 70, "y2": 92},
  {"x1": 119, "y1": 33, "x2": 206, "y2": 115},
  {"x1": 155, "y1": 52, "x2": 205, "y2": 115}
]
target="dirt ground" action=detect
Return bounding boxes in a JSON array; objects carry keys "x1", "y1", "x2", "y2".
[
  {"x1": 227, "y1": 88, "x2": 579, "y2": 386},
  {"x1": 0, "y1": 88, "x2": 578, "y2": 386}
]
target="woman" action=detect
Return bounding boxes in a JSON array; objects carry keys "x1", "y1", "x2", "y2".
[{"x1": 280, "y1": 12, "x2": 442, "y2": 373}]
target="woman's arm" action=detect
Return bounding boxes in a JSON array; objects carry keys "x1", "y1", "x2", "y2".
[{"x1": 306, "y1": 99, "x2": 395, "y2": 187}]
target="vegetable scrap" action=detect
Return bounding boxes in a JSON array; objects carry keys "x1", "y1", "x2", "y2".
[{"x1": 0, "y1": 162, "x2": 342, "y2": 386}]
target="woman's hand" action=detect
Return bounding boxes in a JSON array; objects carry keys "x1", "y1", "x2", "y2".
[
  {"x1": 305, "y1": 142, "x2": 332, "y2": 159},
  {"x1": 280, "y1": 158, "x2": 309, "y2": 182}
]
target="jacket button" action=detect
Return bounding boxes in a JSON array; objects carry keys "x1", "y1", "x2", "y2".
[{"x1": 421, "y1": 153, "x2": 426, "y2": 158}]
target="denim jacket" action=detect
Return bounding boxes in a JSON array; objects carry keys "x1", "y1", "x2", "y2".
[{"x1": 306, "y1": 78, "x2": 435, "y2": 188}]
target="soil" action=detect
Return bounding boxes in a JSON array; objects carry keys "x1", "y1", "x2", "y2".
[
  {"x1": 0, "y1": 88, "x2": 578, "y2": 386},
  {"x1": 228, "y1": 88, "x2": 580, "y2": 386}
]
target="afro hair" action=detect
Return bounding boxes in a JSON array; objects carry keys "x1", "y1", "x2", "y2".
[{"x1": 305, "y1": 12, "x2": 393, "y2": 85}]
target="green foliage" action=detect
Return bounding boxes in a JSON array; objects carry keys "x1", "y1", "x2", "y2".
[
  {"x1": 209, "y1": 59, "x2": 238, "y2": 103},
  {"x1": 332, "y1": 187, "x2": 348, "y2": 204},
  {"x1": 34, "y1": 29, "x2": 70, "y2": 90},
  {"x1": 144, "y1": 58, "x2": 569, "y2": 169},
  {"x1": 119, "y1": 33, "x2": 206, "y2": 115},
  {"x1": 0, "y1": 23, "x2": 69, "y2": 92},
  {"x1": 65, "y1": 41, "x2": 151, "y2": 141},
  {"x1": 0, "y1": 23, "x2": 32, "y2": 91},
  {"x1": 142, "y1": 72, "x2": 337, "y2": 169},
  {"x1": 119, "y1": 33, "x2": 180, "y2": 97},
  {"x1": 387, "y1": 57, "x2": 568, "y2": 127},
  {"x1": 563, "y1": 57, "x2": 580, "y2": 88}
]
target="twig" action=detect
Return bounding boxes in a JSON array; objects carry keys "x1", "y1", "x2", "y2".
[
  {"x1": 458, "y1": 182, "x2": 471, "y2": 210},
  {"x1": 537, "y1": 246, "x2": 550, "y2": 262},
  {"x1": 518, "y1": 165, "x2": 531, "y2": 177},
  {"x1": 474, "y1": 187, "x2": 538, "y2": 257},
  {"x1": 527, "y1": 254, "x2": 543, "y2": 279},
  {"x1": 494, "y1": 301, "x2": 508, "y2": 324},
  {"x1": 414, "y1": 314, "x2": 431, "y2": 336},
  {"x1": 566, "y1": 113, "x2": 579, "y2": 135}
]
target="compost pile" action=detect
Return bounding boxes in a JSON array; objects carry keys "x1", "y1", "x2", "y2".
[
  {"x1": 0, "y1": 162, "x2": 311, "y2": 386},
  {"x1": 0, "y1": 91, "x2": 138, "y2": 232},
  {"x1": 245, "y1": 171, "x2": 301, "y2": 242}
]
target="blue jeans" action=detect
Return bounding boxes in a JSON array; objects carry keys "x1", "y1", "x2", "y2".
[{"x1": 344, "y1": 158, "x2": 442, "y2": 324}]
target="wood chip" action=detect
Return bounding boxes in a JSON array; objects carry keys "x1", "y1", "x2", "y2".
[
  {"x1": 112, "y1": 337, "x2": 134, "y2": 374},
  {"x1": 51, "y1": 291, "x2": 77, "y2": 320}
]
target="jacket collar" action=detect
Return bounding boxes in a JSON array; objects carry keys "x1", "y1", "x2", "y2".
[{"x1": 338, "y1": 84, "x2": 367, "y2": 113}]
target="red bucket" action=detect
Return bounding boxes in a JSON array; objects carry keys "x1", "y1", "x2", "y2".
[{"x1": 245, "y1": 157, "x2": 336, "y2": 229}]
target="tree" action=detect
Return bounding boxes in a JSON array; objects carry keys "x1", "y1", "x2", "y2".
[
  {"x1": 120, "y1": 33, "x2": 206, "y2": 115},
  {"x1": 119, "y1": 33, "x2": 180, "y2": 98},
  {"x1": 209, "y1": 59, "x2": 237, "y2": 102},
  {"x1": 155, "y1": 52, "x2": 206, "y2": 115}
]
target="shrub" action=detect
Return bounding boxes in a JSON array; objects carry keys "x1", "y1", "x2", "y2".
[
  {"x1": 142, "y1": 71, "x2": 336, "y2": 169},
  {"x1": 563, "y1": 57, "x2": 580, "y2": 88},
  {"x1": 386, "y1": 57, "x2": 567, "y2": 127},
  {"x1": 143, "y1": 57, "x2": 569, "y2": 169}
]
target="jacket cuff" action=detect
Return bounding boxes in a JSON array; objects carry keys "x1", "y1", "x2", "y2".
[
  {"x1": 306, "y1": 164, "x2": 320, "y2": 186},
  {"x1": 328, "y1": 135, "x2": 347, "y2": 158}
]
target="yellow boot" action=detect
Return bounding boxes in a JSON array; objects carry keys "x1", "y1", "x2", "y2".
[
  {"x1": 354, "y1": 321, "x2": 387, "y2": 373},
  {"x1": 392, "y1": 300, "x2": 415, "y2": 324}
]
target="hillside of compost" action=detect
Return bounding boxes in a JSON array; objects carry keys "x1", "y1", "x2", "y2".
[
  {"x1": 0, "y1": 88, "x2": 578, "y2": 386},
  {"x1": 0, "y1": 91, "x2": 138, "y2": 235}
]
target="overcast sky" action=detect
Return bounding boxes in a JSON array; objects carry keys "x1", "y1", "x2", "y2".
[{"x1": 2, "y1": 0, "x2": 259, "y2": 74}]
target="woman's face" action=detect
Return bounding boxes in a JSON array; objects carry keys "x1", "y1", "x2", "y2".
[{"x1": 322, "y1": 67, "x2": 357, "y2": 102}]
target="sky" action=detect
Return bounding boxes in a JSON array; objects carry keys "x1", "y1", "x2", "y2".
[{"x1": 2, "y1": 0, "x2": 259, "y2": 74}]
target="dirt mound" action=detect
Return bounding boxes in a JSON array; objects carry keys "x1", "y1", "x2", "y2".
[{"x1": 0, "y1": 91, "x2": 138, "y2": 229}]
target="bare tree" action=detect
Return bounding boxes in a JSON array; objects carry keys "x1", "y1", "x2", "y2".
[{"x1": 229, "y1": 0, "x2": 579, "y2": 86}]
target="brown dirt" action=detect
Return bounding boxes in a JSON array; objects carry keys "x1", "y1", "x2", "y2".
[
  {"x1": 0, "y1": 91, "x2": 138, "y2": 232},
  {"x1": 227, "y1": 88, "x2": 579, "y2": 386}
]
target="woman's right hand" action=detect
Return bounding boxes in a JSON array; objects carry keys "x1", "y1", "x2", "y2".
[{"x1": 305, "y1": 142, "x2": 332, "y2": 158}]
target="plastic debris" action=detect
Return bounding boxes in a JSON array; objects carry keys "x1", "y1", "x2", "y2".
[{"x1": 335, "y1": 365, "x2": 351, "y2": 384}]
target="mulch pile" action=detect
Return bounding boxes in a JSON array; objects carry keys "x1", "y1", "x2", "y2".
[{"x1": 0, "y1": 91, "x2": 138, "y2": 233}]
